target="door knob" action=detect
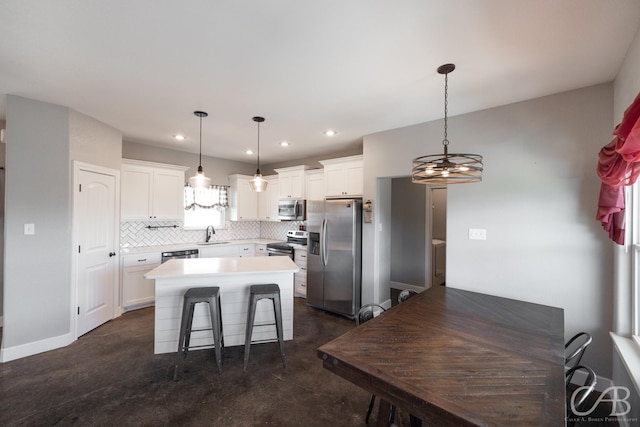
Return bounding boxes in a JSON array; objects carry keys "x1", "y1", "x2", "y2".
[{"x1": 108, "y1": 252, "x2": 116, "y2": 257}]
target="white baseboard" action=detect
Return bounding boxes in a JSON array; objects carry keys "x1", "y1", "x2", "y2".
[
  {"x1": 0, "y1": 332, "x2": 74, "y2": 363},
  {"x1": 390, "y1": 281, "x2": 426, "y2": 293}
]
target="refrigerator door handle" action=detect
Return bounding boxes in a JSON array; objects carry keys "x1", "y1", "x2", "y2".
[{"x1": 321, "y1": 219, "x2": 328, "y2": 266}]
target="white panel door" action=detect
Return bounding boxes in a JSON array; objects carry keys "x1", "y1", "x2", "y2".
[{"x1": 77, "y1": 169, "x2": 117, "y2": 336}]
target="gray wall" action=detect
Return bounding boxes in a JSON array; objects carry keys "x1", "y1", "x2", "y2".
[
  {"x1": 2, "y1": 96, "x2": 122, "y2": 360},
  {"x1": 390, "y1": 177, "x2": 426, "y2": 286},
  {"x1": 123, "y1": 140, "x2": 256, "y2": 185},
  {"x1": 362, "y1": 83, "x2": 614, "y2": 378}
]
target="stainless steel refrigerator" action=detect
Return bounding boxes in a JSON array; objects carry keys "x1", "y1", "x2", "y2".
[{"x1": 307, "y1": 198, "x2": 362, "y2": 318}]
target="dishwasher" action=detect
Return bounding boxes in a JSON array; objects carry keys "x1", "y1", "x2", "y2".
[{"x1": 161, "y1": 249, "x2": 199, "y2": 263}]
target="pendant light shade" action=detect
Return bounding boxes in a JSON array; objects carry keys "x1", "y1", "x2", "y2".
[
  {"x1": 188, "y1": 111, "x2": 212, "y2": 188},
  {"x1": 412, "y1": 64, "x2": 483, "y2": 185},
  {"x1": 249, "y1": 116, "x2": 268, "y2": 192}
]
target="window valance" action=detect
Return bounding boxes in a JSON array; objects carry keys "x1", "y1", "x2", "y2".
[{"x1": 184, "y1": 185, "x2": 229, "y2": 210}]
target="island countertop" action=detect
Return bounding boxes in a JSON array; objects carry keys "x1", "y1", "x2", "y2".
[{"x1": 145, "y1": 255, "x2": 299, "y2": 280}]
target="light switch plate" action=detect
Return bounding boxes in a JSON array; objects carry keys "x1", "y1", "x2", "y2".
[
  {"x1": 469, "y1": 228, "x2": 486, "y2": 240},
  {"x1": 24, "y1": 223, "x2": 35, "y2": 235}
]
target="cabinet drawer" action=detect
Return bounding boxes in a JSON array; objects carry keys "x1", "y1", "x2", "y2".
[
  {"x1": 123, "y1": 252, "x2": 161, "y2": 267},
  {"x1": 294, "y1": 249, "x2": 308, "y2": 264}
]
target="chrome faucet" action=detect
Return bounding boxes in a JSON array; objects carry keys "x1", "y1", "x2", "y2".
[{"x1": 205, "y1": 225, "x2": 215, "y2": 242}]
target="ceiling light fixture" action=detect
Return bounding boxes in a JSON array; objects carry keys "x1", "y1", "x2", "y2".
[
  {"x1": 174, "y1": 134, "x2": 185, "y2": 141},
  {"x1": 412, "y1": 64, "x2": 483, "y2": 185},
  {"x1": 324, "y1": 130, "x2": 337, "y2": 137},
  {"x1": 187, "y1": 111, "x2": 212, "y2": 188},
  {"x1": 245, "y1": 149, "x2": 254, "y2": 155},
  {"x1": 248, "y1": 116, "x2": 268, "y2": 192},
  {"x1": 280, "y1": 141, "x2": 289, "y2": 147}
]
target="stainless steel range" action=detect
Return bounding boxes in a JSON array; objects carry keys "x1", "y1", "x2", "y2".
[{"x1": 267, "y1": 230, "x2": 308, "y2": 259}]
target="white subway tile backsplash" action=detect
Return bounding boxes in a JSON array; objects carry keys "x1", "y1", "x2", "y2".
[{"x1": 120, "y1": 220, "x2": 304, "y2": 248}]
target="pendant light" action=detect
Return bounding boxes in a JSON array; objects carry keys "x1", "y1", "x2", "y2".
[
  {"x1": 412, "y1": 64, "x2": 483, "y2": 184},
  {"x1": 249, "y1": 116, "x2": 268, "y2": 192},
  {"x1": 188, "y1": 111, "x2": 212, "y2": 188}
]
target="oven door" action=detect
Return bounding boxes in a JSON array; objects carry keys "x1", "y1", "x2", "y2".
[{"x1": 267, "y1": 247, "x2": 294, "y2": 260}]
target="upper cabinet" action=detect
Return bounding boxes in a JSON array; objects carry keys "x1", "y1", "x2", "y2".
[
  {"x1": 305, "y1": 169, "x2": 325, "y2": 201},
  {"x1": 258, "y1": 175, "x2": 280, "y2": 221},
  {"x1": 228, "y1": 174, "x2": 259, "y2": 221},
  {"x1": 320, "y1": 155, "x2": 363, "y2": 197},
  {"x1": 121, "y1": 160, "x2": 188, "y2": 221},
  {"x1": 275, "y1": 165, "x2": 311, "y2": 199}
]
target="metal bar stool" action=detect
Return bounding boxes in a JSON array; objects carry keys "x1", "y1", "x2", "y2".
[
  {"x1": 243, "y1": 284, "x2": 286, "y2": 372},
  {"x1": 174, "y1": 286, "x2": 223, "y2": 381}
]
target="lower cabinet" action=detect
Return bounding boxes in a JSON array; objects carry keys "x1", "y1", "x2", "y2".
[
  {"x1": 255, "y1": 243, "x2": 267, "y2": 256},
  {"x1": 294, "y1": 247, "x2": 308, "y2": 298},
  {"x1": 121, "y1": 252, "x2": 161, "y2": 310}
]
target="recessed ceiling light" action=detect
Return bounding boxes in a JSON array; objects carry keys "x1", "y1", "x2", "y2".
[
  {"x1": 174, "y1": 134, "x2": 186, "y2": 141},
  {"x1": 324, "y1": 130, "x2": 337, "y2": 137},
  {"x1": 280, "y1": 141, "x2": 289, "y2": 147},
  {"x1": 245, "y1": 149, "x2": 254, "y2": 155}
]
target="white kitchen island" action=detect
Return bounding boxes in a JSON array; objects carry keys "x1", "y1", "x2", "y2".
[{"x1": 145, "y1": 256, "x2": 299, "y2": 354}]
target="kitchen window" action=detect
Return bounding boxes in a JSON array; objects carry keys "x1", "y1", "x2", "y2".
[{"x1": 183, "y1": 185, "x2": 229, "y2": 229}]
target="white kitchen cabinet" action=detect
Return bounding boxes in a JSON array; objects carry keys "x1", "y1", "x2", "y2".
[
  {"x1": 258, "y1": 175, "x2": 280, "y2": 221},
  {"x1": 121, "y1": 160, "x2": 188, "y2": 221},
  {"x1": 275, "y1": 166, "x2": 311, "y2": 199},
  {"x1": 294, "y1": 247, "x2": 308, "y2": 298},
  {"x1": 198, "y1": 244, "x2": 240, "y2": 258},
  {"x1": 228, "y1": 174, "x2": 259, "y2": 221},
  {"x1": 320, "y1": 155, "x2": 363, "y2": 197},
  {"x1": 238, "y1": 244, "x2": 255, "y2": 257},
  {"x1": 305, "y1": 169, "x2": 325, "y2": 201},
  {"x1": 255, "y1": 243, "x2": 268, "y2": 256},
  {"x1": 121, "y1": 252, "x2": 161, "y2": 310}
]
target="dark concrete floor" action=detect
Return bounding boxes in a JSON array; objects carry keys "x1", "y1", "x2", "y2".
[{"x1": 0, "y1": 298, "x2": 414, "y2": 427}]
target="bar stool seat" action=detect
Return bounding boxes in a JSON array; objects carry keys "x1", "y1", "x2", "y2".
[
  {"x1": 243, "y1": 284, "x2": 286, "y2": 371},
  {"x1": 174, "y1": 286, "x2": 223, "y2": 381}
]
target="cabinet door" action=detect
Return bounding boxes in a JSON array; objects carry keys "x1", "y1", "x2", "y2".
[
  {"x1": 230, "y1": 175, "x2": 258, "y2": 220},
  {"x1": 258, "y1": 176, "x2": 279, "y2": 221},
  {"x1": 305, "y1": 171, "x2": 325, "y2": 201},
  {"x1": 121, "y1": 165, "x2": 153, "y2": 220},
  {"x1": 122, "y1": 264, "x2": 159, "y2": 309},
  {"x1": 324, "y1": 161, "x2": 363, "y2": 196},
  {"x1": 152, "y1": 169, "x2": 185, "y2": 220},
  {"x1": 324, "y1": 165, "x2": 346, "y2": 197},
  {"x1": 279, "y1": 171, "x2": 304, "y2": 199},
  {"x1": 345, "y1": 163, "x2": 363, "y2": 195}
]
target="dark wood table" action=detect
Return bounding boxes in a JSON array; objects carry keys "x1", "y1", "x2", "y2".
[{"x1": 317, "y1": 286, "x2": 565, "y2": 426}]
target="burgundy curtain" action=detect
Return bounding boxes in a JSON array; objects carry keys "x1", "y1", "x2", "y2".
[{"x1": 596, "y1": 92, "x2": 640, "y2": 244}]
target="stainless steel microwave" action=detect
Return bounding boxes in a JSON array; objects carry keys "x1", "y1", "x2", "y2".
[{"x1": 278, "y1": 199, "x2": 306, "y2": 220}]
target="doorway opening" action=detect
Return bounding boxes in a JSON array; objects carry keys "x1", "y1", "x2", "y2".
[{"x1": 388, "y1": 177, "x2": 446, "y2": 299}]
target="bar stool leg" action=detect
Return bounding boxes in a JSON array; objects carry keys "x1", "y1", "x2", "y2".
[
  {"x1": 174, "y1": 299, "x2": 195, "y2": 381},
  {"x1": 243, "y1": 294, "x2": 257, "y2": 372},
  {"x1": 207, "y1": 297, "x2": 222, "y2": 374},
  {"x1": 272, "y1": 293, "x2": 286, "y2": 367}
]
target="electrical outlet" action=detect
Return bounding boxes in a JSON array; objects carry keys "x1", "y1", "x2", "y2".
[{"x1": 469, "y1": 228, "x2": 486, "y2": 240}]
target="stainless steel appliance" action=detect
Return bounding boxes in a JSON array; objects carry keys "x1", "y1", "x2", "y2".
[
  {"x1": 278, "y1": 199, "x2": 306, "y2": 220},
  {"x1": 267, "y1": 230, "x2": 308, "y2": 259},
  {"x1": 307, "y1": 198, "x2": 362, "y2": 318},
  {"x1": 161, "y1": 248, "x2": 199, "y2": 263}
]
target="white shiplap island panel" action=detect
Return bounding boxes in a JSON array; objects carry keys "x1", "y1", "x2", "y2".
[{"x1": 145, "y1": 256, "x2": 299, "y2": 354}]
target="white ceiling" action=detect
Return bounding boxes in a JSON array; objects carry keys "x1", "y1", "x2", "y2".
[{"x1": 1, "y1": 1, "x2": 640, "y2": 164}]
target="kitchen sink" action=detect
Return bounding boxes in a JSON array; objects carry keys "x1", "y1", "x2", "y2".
[{"x1": 197, "y1": 241, "x2": 230, "y2": 245}]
